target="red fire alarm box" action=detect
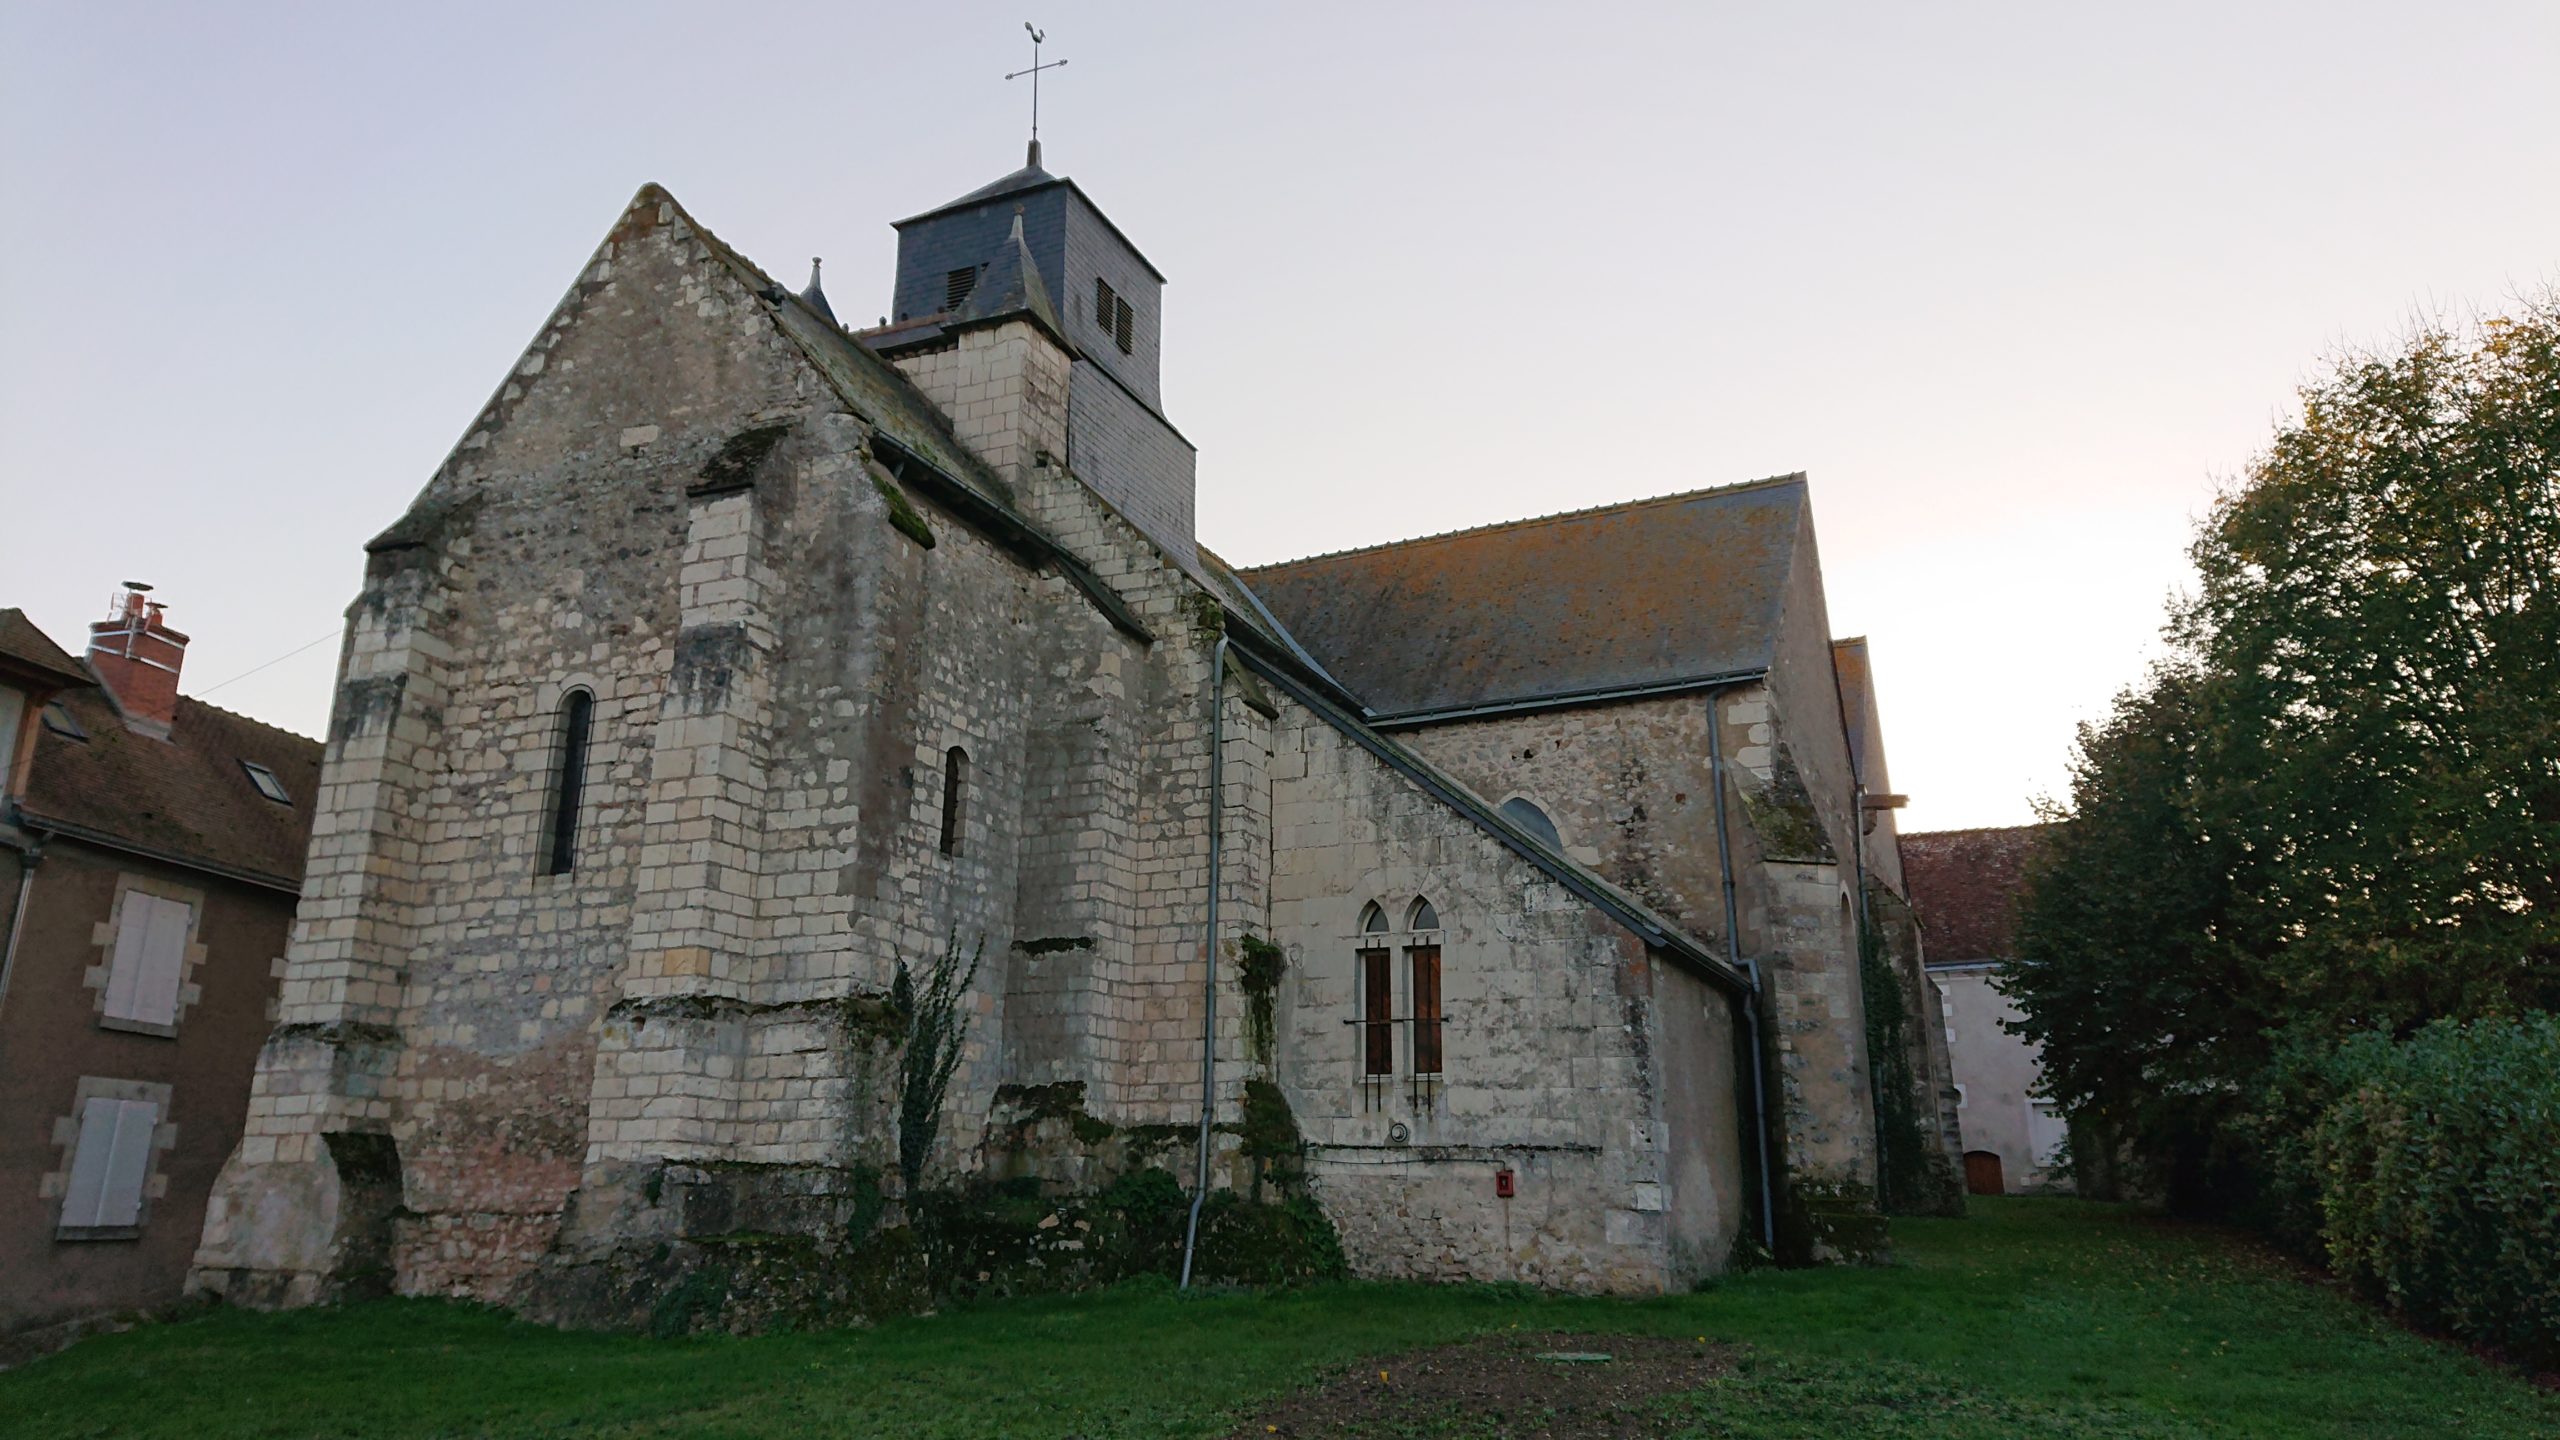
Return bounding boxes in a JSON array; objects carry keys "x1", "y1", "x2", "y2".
[{"x1": 1495, "y1": 1168, "x2": 1516, "y2": 1199}]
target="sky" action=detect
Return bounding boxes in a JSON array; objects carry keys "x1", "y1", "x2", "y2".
[{"x1": 3, "y1": 2, "x2": 2554, "y2": 831}]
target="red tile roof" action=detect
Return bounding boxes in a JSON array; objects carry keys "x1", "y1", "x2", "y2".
[{"x1": 1900, "y1": 824, "x2": 2055, "y2": 965}]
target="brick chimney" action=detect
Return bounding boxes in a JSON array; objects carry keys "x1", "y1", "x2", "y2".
[{"x1": 86, "y1": 582, "x2": 188, "y2": 734}]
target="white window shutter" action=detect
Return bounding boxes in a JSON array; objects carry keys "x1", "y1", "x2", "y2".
[
  {"x1": 97, "y1": 1099, "x2": 159, "y2": 1226},
  {"x1": 103, "y1": 902, "x2": 154, "y2": 1020},
  {"x1": 132, "y1": 895, "x2": 191, "y2": 1027},
  {"x1": 62, "y1": 1097, "x2": 124, "y2": 1227}
]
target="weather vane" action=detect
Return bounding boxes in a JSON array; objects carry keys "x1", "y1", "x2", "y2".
[{"x1": 1005, "y1": 22, "x2": 1066, "y2": 168}]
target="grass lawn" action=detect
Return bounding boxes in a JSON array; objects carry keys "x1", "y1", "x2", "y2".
[{"x1": 4, "y1": 1198, "x2": 2550, "y2": 1438}]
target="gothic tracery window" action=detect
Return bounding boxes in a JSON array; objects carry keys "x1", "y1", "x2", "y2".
[{"x1": 1354, "y1": 895, "x2": 1449, "y2": 1104}]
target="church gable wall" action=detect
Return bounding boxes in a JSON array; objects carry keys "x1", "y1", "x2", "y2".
[
  {"x1": 1263, "y1": 702, "x2": 1743, "y2": 1294},
  {"x1": 363, "y1": 199, "x2": 844, "y2": 1298}
]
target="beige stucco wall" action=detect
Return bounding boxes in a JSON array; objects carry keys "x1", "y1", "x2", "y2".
[{"x1": 1931, "y1": 964, "x2": 2061, "y2": 1192}]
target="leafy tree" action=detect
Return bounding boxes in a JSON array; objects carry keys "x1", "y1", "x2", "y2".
[
  {"x1": 2178, "y1": 298, "x2": 2560, "y2": 1039},
  {"x1": 2010, "y1": 295, "x2": 2560, "y2": 1213},
  {"x1": 2008, "y1": 665, "x2": 2254, "y2": 1205}
]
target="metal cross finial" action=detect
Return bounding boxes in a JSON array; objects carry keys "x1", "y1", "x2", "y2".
[{"x1": 1005, "y1": 21, "x2": 1067, "y2": 168}]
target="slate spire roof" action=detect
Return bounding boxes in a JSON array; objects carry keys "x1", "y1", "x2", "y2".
[
  {"x1": 900, "y1": 158, "x2": 1060, "y2": 227},
  {"x1": 951, "y1": 208, "x2": 1065, "y2": 339},
  {"x1": 797, "y1": 257, "x2": 837, "y2": 326}
]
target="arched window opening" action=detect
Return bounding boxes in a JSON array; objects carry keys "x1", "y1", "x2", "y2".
[
  {"x1": 1499, "y1": 796, "x2": 1561, "y2": 849},
  {"x1": 1409, "y1": 941, "x2": 1442, "y2": 1078},
  {"x1": 1359, "y1": 946, "x2": 1393, "y2": 1079},
  {"x1": 542, "y1": 689, "x2": 595, "y2": 876},
  {"x1": 1359, "y1": 901, "x2": 1389, "y2": 933},
  {"x1": 1407, "y1": 896, "x2": 1440, "y2": 931},
  {"x1": 939, "y1": 746, "x2": 969, "y2": 856}
]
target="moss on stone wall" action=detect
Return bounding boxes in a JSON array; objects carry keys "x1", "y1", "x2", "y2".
[
  {"x1": 992, "y1": 1081, "x2": 1118, "y2": 1146},
  {"x1": 1860, "y1": 883, "x2": 1965, "y2": 1218},
  {"x1": 1184, "y1": 591, "x2": 1224, "y2": 641},
  {"x1": 1237, "y1": 934, "x2": 1286, "y2": 1066},
  {"x1": 1738, "y1": 743, "x2": 1836, "y2": 864},
  {"x1": 870, "y1": 472, "x2": 936, "y2": 549},
  {"x1": 556, "y1": 1167, "x2": 1342, "y2": 1336},
  {"x1": 1236, "y1": 1078, "x2": 1306, "y2": 1198}
]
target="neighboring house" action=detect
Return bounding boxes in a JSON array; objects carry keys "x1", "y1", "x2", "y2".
[
  {"x1": 1900, "y1": 824, "x2": 2059, "y2": 1194},
  {"x1": 0, "y1": 593, "x2": 321, "y2": 1338},
  {"x1": 188, "y1": 151, "x2": 1958, "y2": 1323}
]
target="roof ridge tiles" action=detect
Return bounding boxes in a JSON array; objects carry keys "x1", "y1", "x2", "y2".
[
  {"x1": 1237, "y1": 471, "x2": 1808, "y2": 574},
  {"x1": 174, "y1": 692, "x2": 322, "y2": 747}
]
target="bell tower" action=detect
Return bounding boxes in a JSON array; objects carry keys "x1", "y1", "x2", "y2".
[{"x1": 867, "y1": 154, "x2": 1198, "y2": 569}]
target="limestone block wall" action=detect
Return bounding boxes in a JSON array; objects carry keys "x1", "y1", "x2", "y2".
[
  {"x1": 893, "y1": 318, "x2": 1254, "y2": 1130},
  {"x1": 196, "y1": 189, "x2": 951, "y2": 1304},
  {"x1": 1264, "y1": 702, "x2": 1743, "y2": 1293},
  {"x1": 1711, "y1": 684, "x2": 1874, "y2": 1197},
  {"x1": 1394, "y1": 697, "x2": 1726, "y2": 938}
]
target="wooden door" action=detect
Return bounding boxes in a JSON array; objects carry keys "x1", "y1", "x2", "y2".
[{"x1": 1964, "y1": 1150, "x2": 2006, "y2": 1195}]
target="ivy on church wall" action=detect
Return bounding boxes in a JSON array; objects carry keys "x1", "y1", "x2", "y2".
[{"x1": 1861, "y1": 883, "x2": 1963, "y2": 1217}]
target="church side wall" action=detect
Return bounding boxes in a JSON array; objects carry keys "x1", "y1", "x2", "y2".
[
  {"x1": 1393, "y1": 697, "x2": 1726, "y2": 940},
  {"x1": 1265, "y1": 703, "x2": 1730, "y2": 1294},
  {"x1": 1750, "y1": 520, "x2": 1881, "y2": 1204}
]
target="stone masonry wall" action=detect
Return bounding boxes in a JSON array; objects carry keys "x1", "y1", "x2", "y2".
[
  {"x1": 194, "y1": 182, "x2": 1774, "y2": 1318},
  {"x1": 1265, "y1": 704, "x2": 1745, "y2": 1293},
  {"x1": 1395, "y1": 697, "x2": 1727, "y2": 940}
]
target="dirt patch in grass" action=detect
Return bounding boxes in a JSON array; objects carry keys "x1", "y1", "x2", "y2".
[{"x1": 1231, "y1": 1331, "x2": 1731, "y2": 1438}]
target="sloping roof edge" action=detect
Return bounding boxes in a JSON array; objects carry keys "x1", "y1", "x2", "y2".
[
  {"x1": 646, "y1": 185, "x2": 1155, "y2": 647},
  {"x1": 1240, "y1": 473, "x2": 1809, "y2": 578},
  {"x1": 1230, "y1": 640, "x2": 1752, "y2": 998},
  {"x1": 13, "y1": 810, "x2": 303, "y2": 895},
  {"x1": 893, "y1": 170, "x2": 1168, "y2": 284},
  {"x1": 0, "y1": 609, "x2": 93, "y2": 692}
]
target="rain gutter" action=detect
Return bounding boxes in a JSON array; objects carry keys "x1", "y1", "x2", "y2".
[{"x1": 1368, "y1": 667, "x2": 1772, "y2": 731}]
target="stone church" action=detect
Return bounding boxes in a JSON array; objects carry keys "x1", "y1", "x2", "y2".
[{"x1": 188, "y1": 149, "x2": 1959, "y2": 1316}]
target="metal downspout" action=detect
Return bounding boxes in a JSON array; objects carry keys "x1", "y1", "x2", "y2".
[
  {"x1": 1179, "y1": 633, "x2": 1231, "y2": 1288},
  {"x1": 1705, "y1": 694, "x2": 1778, "y2": 1254},
  {"x1": 1848, "y1": 780, "x2": 1888, "y2": 1196}
]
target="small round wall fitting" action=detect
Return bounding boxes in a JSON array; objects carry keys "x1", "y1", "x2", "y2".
[{"x1": 1387, "y1": 1121, "x2": 1410, "y2": 1144}]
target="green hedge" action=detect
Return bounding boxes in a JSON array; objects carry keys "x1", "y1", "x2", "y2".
[{"x1": 2311, "y1": 1015, "x2": 2560, "y2": 1363}]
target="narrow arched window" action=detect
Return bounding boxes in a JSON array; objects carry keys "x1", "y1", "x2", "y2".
[
  {"x1": 541, "y1": 689, "x2": 594, "y2": 876},
  {"x1": 1499, "y1": 796, "x2": 1561, "y2": 849},
  {"x1": 1407, "y1": 896, "x2": 1439, "y2": 931},
  {"x1": 939, "y1": 746, "x2": 968, "y2": 856},
  {"x1": 1359, "y1": 901, "x2": 1389, "y2": 934}
]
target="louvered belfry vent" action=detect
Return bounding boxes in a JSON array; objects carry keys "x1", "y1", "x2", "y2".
[
  {"x1": 945, "y1": 266, "x2": 979, "y2": 312},
  {"x1": 1094, "y1": 277, "x2": 1115, "y2": 326}
]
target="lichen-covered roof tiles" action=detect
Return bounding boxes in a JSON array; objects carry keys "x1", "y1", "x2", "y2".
[
  {"x1": 21, "y1": 685, "x2": 324, "y2": 891},
  {"x1": 0, "y1": 608, "x2": 92, "y2": 691},
  {"x1": 1241, "y1": 476, "x2": 1808, "y2": 721}
]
